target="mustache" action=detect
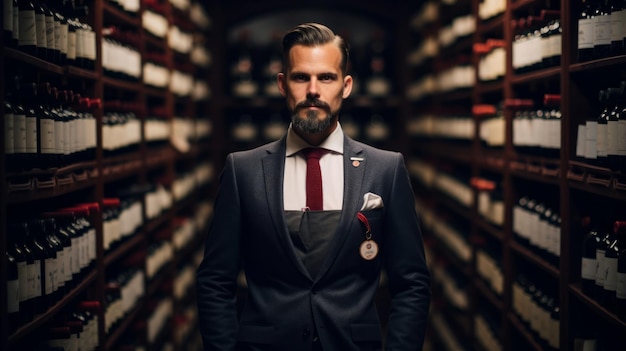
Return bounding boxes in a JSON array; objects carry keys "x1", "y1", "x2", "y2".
[{"x1": 295, "y1": 99, "x2": 330, "y2": 110}]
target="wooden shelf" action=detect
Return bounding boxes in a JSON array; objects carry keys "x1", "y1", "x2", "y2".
[
  {"x1": 510, "y1": 241, "x2": 560, "y2": 279},
  {"x1": 8, "y1": 270, "x2": 97, "y2": 343}
]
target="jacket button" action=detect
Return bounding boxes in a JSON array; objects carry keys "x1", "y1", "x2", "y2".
[{"x1": 302, "y1": 328, "x2": 311, "y2": 337}]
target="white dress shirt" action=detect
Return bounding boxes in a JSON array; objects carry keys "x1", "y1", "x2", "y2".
[{"x1": 283, "y1": 123, "x2": 345, "y2": 211}]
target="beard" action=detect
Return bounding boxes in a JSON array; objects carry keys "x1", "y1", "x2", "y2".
[{"x1": 290, "y1": 98, "x2": 339, "y2": 134}]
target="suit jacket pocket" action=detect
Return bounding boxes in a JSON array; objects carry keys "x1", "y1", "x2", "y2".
[
  {"x1": 237, "y1": 325, "x2": 276, "y2": 344},
  {"x1": 350, "y1": 323, "x2": 382, "y2": 342}
]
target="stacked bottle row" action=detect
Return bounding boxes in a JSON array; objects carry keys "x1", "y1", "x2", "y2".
[
  {"x1": 513, "y1": 195, "x2": 561, "y2": 267},
  {"x1": 3, "y1": 78, "x2": 98, "y2": 171},
  {"x1": 580, "y1": 218, "x2": 626, "y2": 320},
  {"x1": 4, "y1": 0, "x2": 96, "y2": 69},
  {"x1": 512, "y1": 11, "x2": 562, "y2": 74},
  {"x1": 5, "y1": 204, "x2": 97, "y2": 335},
  {"x1": 512, "y1": 273, "x2": 560, "y2": 351},
  {"x1": 228, "y1": 28, "x2": 393, "y2": 98},
  {"x1": 578, "y1": 0, "x2": 626, "y2": 62},
  {"x1": 575, "y1": 82, "x2": 626, "y2": 171},
  {"x1": 511, "y1": 95, "x2": 562, "y2": 157},
  {"x1": 41, "y1": 301, "x2": 101, "y2": 351}
]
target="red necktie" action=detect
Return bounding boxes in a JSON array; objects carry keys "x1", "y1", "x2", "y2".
[{"x1": 302, "y1": 148, "x2": 328, "y2": 211}]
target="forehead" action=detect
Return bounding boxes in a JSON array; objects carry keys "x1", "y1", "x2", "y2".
[{"x1": 287, "y1": 43, "x2": 343, "y2": 74}]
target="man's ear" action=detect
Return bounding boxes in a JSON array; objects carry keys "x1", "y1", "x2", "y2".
[
  {"x1": 342, "y1": 75, "x2": 353, "y2": 99},
  {"x1": 277, "y1": 73, "x2": 287, "y2": 97}
]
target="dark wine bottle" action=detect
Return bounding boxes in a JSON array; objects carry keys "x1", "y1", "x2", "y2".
[
  {"x1": 24, "y1": 220, "x2": 47, "y2": 314},
  {"x1": 18, "y1": 0, "x2": 37, "y2": 55},
  {"x1": 581, "y1": 217, "x2": 599, "y2": 296},
  {"x1": 610, "y1": 0, "x2": 625, "y2": 55},
  {"x1": 614, "y1": 221, "x2": 626, "y2": 320},
  {"x1": 596, "y1": 89, "x2": 610, "y2": 167},
  {"x1": 6, "y1": 230, "x2": 21, "y2": 334},
  {"x1": 579, "y1": 0, "x2": 597, "y2": 62},
  {"x1": 595, "y1": 225, "x2": 613, "y2": 302},
  {"x1": 603, "y1": 220, "x2": 626, "y2": 310},
  {"x1": 594, "y1": 0, "x2": 612, "y2": 59}
]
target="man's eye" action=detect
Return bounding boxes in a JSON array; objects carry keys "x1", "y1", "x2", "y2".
[
  {"x1": 293, "y1": 75, "x2": 308, "y2": 81},
  {"x1": 320, "y1": 75, "x2": 334, "y2": 81}
]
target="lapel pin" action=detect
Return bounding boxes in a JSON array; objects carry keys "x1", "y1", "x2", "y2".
[{"x1": 350, "y1": 157, "x2": 364, "y2": 167}]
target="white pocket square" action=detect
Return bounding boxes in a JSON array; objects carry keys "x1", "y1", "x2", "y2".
[{"x1": 360, "y1": 192, "x2": 384, "y2": 211}]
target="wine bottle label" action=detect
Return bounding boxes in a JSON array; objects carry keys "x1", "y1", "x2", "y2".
[
  {"x1": 595, "y1": 249, "x2": 606, "y2": 286},
  {"x1": 621, "y1": 10, "x2": 626, "y2": 41},
  {"x1": 57, "y1": 250, "x2": 65, "y2": 286},
  {"x1": 67, "y1": 30, "x2": 76, "y2": 60},
  {"x1": 618, "y1": 120, "x2": 626, "y2": 156},
  {"x1": 12, "y1": 5, "x2": 18, "y2": 41},
  {"x1": 64, "y1": 245, "x2": 72, "y2": 282},
  {"x1": 581, "y1": 257, "x2": 596, "y2": 280},
  {"x1": 550, "y1": 34, "x2": 562, "y2": 58},
  {"x1": 45, "y1": 257, "x2": 55, "y2": 295},
  {"x1": 18, "y1": 261, "x2": 28, "y2": 302},
  {"x1": 607, "y1": 120, "x2": 619, "y2": 156},
  {"x1": 79, "y1": 233, "x2": 87, "y2": 269},
  {"x1": 45, "y1": 15, "x2": 54, "y2": 51},
  {"x1": 53, "y1": 18, "x2": 61, "y2": 52},
  {"x1": 18, "y1": 10, "x2": 36, "y2": 46},
  {"x1": 25, "y1": 114, "x2": 37, "y2": 153},
  {"x1": 29, "y1": 260, "x2": 41, "y2": 298},
  {"x1": 7, "y1": 279, "x2": 19, "y2": 313},
  {"x1": 548, "y1": 318, "x2": 560, "y2": 349},
  {"x1": 54, "y1": 119, "x2": 64, "y2": 156},
  {"x1": 60, "y1": 22, "x2": 68, "y2": 55},
  {"x1": 578, "y1": 18, "x2": 595, "y2": 50},
  {"x1": 616, "y1": 272, "x2": 626, "y2": 299},
  {"x1": 594, "y1": 15, "x2": 611, "y2": 46},
  {"x1": 89, "y1": 227, "x2": 96, "y2": 263},
  {"x1": 40, "y1": 117, "x2": 55, "y2": 154},
  {"x1": 36, "y1": 13, "x2": 46, "y2": 49},
  {"x1": 71, "y1": 236, "x2": 79, "y2": 274},
  {"x1": 4, "y1": 111, "x2": 15, "y2": 154},
  {"x1": 604, "y1": 257, "x2": 618, "y2": 291},
  {"x1": 585, "y1": 121, "x2": 598, "y2": 159},
  {"x1": 4, "y1": 0, "x2": 12, "y2": 32},
  {"x1": 596, "y1": 123, "x2": 607, "y2": 157},
  {"x1": 610, "y1": 11, "x2": 623, "y2": 42}
]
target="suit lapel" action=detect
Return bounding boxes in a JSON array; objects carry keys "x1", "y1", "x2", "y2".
[
  {"x1": 315, "y1": 137, "x2": 366, "y2": 281},
  {"x1": 262, "y1": 138, "x2": 312, "y2": 279}
]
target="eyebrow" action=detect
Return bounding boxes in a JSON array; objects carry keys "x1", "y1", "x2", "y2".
[{"x1": 289, "y1": 71, "x2": 339, "y2": 79}]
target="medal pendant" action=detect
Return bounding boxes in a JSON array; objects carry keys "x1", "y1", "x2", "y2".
[{"x1": 359, "y1": 239, "x2": 379, "y2": 260}]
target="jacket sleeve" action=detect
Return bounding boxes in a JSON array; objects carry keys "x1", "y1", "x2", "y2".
[
  {"x1": 196, "y1": 153, "x2": 242, "y2": 350},
  {"x1": 383, "y1": 153, "x2": 431, "y2": 350}
]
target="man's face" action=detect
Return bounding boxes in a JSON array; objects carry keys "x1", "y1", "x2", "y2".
[{"x1": 278, "y1": 43, "x2": 352, "y2": 136}]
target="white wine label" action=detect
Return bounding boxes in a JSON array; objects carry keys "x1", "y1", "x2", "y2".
[{"x1": 581, "y1": 257, "x2": 596, "y2": 280}]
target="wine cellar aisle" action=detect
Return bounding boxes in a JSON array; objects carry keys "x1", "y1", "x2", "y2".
[{"x1": 2, "y1": 1, "x2": 626, "y2": 351}]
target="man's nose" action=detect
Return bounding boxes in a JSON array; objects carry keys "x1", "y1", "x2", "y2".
[{"x1": 306, "y1": 79, "x2": 320, "y2": 97}]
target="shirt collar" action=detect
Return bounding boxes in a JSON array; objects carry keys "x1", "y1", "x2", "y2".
[{"x1": 286, "y1": 122, "x2": 345, "y2": 157}]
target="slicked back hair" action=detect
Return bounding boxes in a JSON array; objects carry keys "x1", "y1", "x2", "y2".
[{"x1": 282, "y1": 23, "x2": 349, "y2": 75}]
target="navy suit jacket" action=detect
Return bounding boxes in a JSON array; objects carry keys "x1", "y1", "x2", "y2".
[{"x1": 197, "y1": 135, "x2": 431, "y2": 350}]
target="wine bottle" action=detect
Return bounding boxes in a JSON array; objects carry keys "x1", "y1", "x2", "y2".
[
  {"x1": 596, "y1": 89, "x2": 610, "y2": 167},
  {"x1": 579, "y1": 0, "x2": 596, "y2": 62},
  {"x1": 606, "y1": 86, "x2": 622, "y2": 170},
  {"x1": 594, "y1": 0, "x2": 612, "y2": 59},
  {"x1": 11, "y1": 222, "x2": 38, "y2": 324},
  {"x1": 613, "y1": 221, "x2": 626, "y2": 320},
  {"x1": 24, "y1": 220, "x2": 47, "y2": 314},
  {"x1": 603, "y1": 220, "x2": 626, "y2": 310},
  {"x1": 6, "y1": 229, "x2": 21, "y2": 334},
  {"x1": 595, "y1": 225, "x2": 613, "y2": 302},
  {"x1": 18, "y1": 0, "x2": 37, "y2": 55},
  {"x1": 4, "y1": 0, "x2": 15, "y2": 45},
  {"x1": 34, "y1": 0, "x2": 48, "y2": 60},
  {"x1": 610, "y1": 0, "x2": 625, "y2": 55},
  {"x1": 581, "y1": 217, "x2": 599, "y2": 296}
]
